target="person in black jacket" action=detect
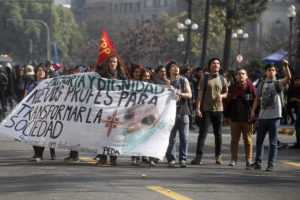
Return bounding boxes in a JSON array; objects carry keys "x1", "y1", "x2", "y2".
[
  {"x1": 96, "y1": 55, "x2": 127, "y2": 166},
  {"x1": 224, "y1": 68, "x2": 256, "y2": 167}
]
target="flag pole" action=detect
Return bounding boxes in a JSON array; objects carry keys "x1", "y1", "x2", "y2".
[
  {"x1": 92, "y1": 63, "x2": 97, "y2": 72},
  {"x1": 113, "y1": 48, "x2": 131, "y2": 79}
]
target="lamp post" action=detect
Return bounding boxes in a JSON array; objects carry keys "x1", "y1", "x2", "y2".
[
  {"x1": 232, "y1": 29, "x2": 249, "y2": 54},
  {"x1": 287, "y1": 5, "x2": 296, "y2": 65},
  {"x1": 177, "y1": 19, "x2": 198, "y2": 64},
  {"x1": 6, "y1": 18, "x2": 51, "y2": 60},
  {"x1": 232, "y1": 29, "x2": 248, "y2": 67}
]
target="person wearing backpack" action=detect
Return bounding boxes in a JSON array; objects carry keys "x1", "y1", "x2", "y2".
[
  {"x1": 249, "y1": 58, "x2": 291, "y2": 171},
  {"x1": 165, "y1": 61, "x2": 192, "y2": 168},
  {"x1": 191, "y1": 58, "x2": 228, "y2": 165}
]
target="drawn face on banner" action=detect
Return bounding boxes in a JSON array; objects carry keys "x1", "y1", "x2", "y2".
[
  {"x1": 123, "y1": 104, "x2": 159, "y2": 132},
  {"x1": 122, "y1": 104, "x2": 163, "y2": 153}
]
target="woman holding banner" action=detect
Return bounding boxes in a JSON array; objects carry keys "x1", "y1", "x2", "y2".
[
  {"x1": 95, "y1": 55, "x2": 128, "y2": 166},
  {"x1": 26, "y1": 64, "x2": 56, "y2": 162}
]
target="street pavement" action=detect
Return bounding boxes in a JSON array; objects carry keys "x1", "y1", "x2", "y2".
[{"x1": 0, "y1": 124, "x2": 299, "y2": 200}]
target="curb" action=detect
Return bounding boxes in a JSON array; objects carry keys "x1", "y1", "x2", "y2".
[{"x1": 278, "y1": 128, "x2": 296, "y2": 136}]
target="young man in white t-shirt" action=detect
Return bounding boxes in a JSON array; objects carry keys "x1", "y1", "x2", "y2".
[{"x1": 250, "y1": 58, "x2": 291, "y2": 171}]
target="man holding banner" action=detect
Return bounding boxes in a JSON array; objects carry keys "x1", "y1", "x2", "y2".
[{"x1": 165, "y1": 61, "x2": 192, "y2": 168}]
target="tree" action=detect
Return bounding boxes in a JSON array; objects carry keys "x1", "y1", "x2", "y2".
[
  {"x1": 159, "y1": 1, "x2": 225, "y2": 68},
  {"x1": 212, "y1": 0, "x2": 268, "y2": 68},
  {"x1": 0, "y1": 1, "x2": 82, "y2": 65},
  {"x1": 115, "y1": 21, "x2": 171, "y2": 67}
]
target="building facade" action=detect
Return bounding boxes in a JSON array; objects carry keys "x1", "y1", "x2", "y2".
[
  {"x1": 71, "y1": 0, "x2": 182, "y2": 26},
  {"x1": 250, "y1": 0, "x2": 299, "y2": 58}
]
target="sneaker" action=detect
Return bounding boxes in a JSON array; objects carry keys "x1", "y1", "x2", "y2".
[
  {"x1": 110, "y1": 156, "x2": 117, "y2": 165},
  {"x1": 64, "y1": 156, "x2": 79, "y2": 163},
  {"x1": 216, "y1": 156, "x2": 223, "y2": 165},
  {"x1": 94, "y1": 154, "x2": 101, "y2": 160},
  {"x1": 27, "y1": 155, "x2": 43, "y2": 162},
  {"x1": 168, "y1": 160, "x2": 175, "y2": 167},
  {"x1": 180, "y1": 160, "x2": 187, "y2": 168},
  {"x1": 149, "y1": 160, "x2": 156, "y2": 167},
  {"x1": 266, "y1": 165, "x2": 274, "y2": 172},
  {"x1": 142, "y1": 156, "x2": 149, "y2": 163},
  {"x1": 289, "y1": 143, "x2": 300, "y2": 149},
  {"x1": 246, "y1": 161, "x2": 252, "y2": 168},
  {"x1": 191, "y1": 157, "x2": 202, "y2": 165},
  {"x1": 247, "y1": 163, "x2": 261, "y2": 170},
  {"x1": 277, "y1": 142, "x2": 288, "y2": 149},
  {"x1": 95, "y1": 158, "x2": 107, "y2": 166},
  {"x1": 228, "y1": 160, "x2": 236, "y2": 167}
]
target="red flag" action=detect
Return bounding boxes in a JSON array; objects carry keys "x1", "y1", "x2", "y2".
[{"x1": 95, "y1": 29, "x2": 114, "y2": 66}]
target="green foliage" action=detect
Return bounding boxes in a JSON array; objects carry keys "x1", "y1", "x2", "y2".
[
  {"x1": 241, "y1": 58, "x2": 265, "y2": 76},
  {"x1": 0, "y1": 1, "x2": 82, "y2": 65},
  {"x1": 212, "y1": 0, "x2": 268, "y2": 29},
  {"x1": 159, "y1": 0, "x2": 225, "y2": 67}
]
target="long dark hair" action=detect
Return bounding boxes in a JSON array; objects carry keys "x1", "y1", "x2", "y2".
[
  {"x1": 166, "y1": 61, "x2": 179, "y2": 77},
  {"x1": 103, "y1": 54, "x2": 124, "y2": 74}
]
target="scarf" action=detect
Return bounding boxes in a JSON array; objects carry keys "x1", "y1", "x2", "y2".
[
  {"x1": 228, "y1": 78, "x2": 256, "y2": 101},
  {"x1": 265, "y1": 77, "x2": 276, "y2": 83}
]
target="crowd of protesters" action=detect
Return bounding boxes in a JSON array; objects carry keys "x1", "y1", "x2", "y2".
[{"x1": 0, "y1": 56, "x2": 299, "y2": 171}]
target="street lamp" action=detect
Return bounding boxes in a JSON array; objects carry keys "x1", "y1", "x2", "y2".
[
  {"x1": 232, "y1": 29, "x2": 249, "y2": 55},
  {"x1": 6, "y1": 18, "x2": 51, "y2": 60},
  {"x1": 177, "y1": 18, "x2": 198, "y2": 64},
  {"x1": 287, "y1": 5, "x2": 296, "y2": 63}
]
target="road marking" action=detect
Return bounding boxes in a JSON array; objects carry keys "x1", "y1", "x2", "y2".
[
  {"x1": 79, "y1": 157, "x2": 112, "y2": 166},
  {"x1": 205, "y1": 143, "x2": 229, "y2": 150},
  {"x1": 80, "y1": 157, "x2": 96, "y2": 164},
  {"x1": 147, "y1": 186, "x2": 192, "y2": 200},
  {"x1": 278, "y1": 128, "x2": 296, "y2": 136},
  {"x1": 279, "y1": 160, "x2": 300, "y2": 168}
]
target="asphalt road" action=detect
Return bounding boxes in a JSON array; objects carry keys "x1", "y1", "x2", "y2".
[{"x1": 0, "y1": 125, "x2": 299, "y2": 200}]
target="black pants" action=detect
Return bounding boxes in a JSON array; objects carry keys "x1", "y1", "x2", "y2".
[
  {"x1": 33, "y1": 146, "x2": 55, "y2": 157},
  {"x1": 195, "y1": 111, "x2": 223, "y2": 157},
  {"x1": 99, "y1": 155, "x2": 117, "y2": 162}
]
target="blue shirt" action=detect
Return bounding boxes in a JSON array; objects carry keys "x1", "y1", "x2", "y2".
[{"x1": 25, "y1": 81, "x2": 40, "y2": 94}]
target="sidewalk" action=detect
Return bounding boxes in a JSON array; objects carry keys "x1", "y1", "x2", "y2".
[{"x1": 278, "y1": 125, "x2": 296, "y2": 136}]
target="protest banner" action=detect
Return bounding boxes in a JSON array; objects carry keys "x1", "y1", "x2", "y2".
[{"x1": 0, "y1": 73, "x2": 176, "y2": 160}]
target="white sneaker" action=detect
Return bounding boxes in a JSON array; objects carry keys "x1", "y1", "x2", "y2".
[
  {"x1": 168, "y1": 160, "x2": 175, "y2": 167},
  {"x1": 229, "y1": 160, "x2": 236, "y2": 166},
  {"x1": 180, "y1": 160, "x2": 187, "y2": 168},
  {"x1": 149, "y1": 160, "x2": 156, "y2": 167}
]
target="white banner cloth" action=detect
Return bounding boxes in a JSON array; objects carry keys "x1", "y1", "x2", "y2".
[{"x1": 0, "y1": 72, "x2": 176, "y2": 160}]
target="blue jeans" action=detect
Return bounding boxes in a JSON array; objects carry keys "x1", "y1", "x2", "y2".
[
  {"x1": 296, "y1": 105, "x2": 300, "y2": 144},
  {"x1": 255, "y1": 118, "x2": 280, "y2": 167},
  {"x1": 166, "y1": 115, "x2": 189, "y2": 162}
]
